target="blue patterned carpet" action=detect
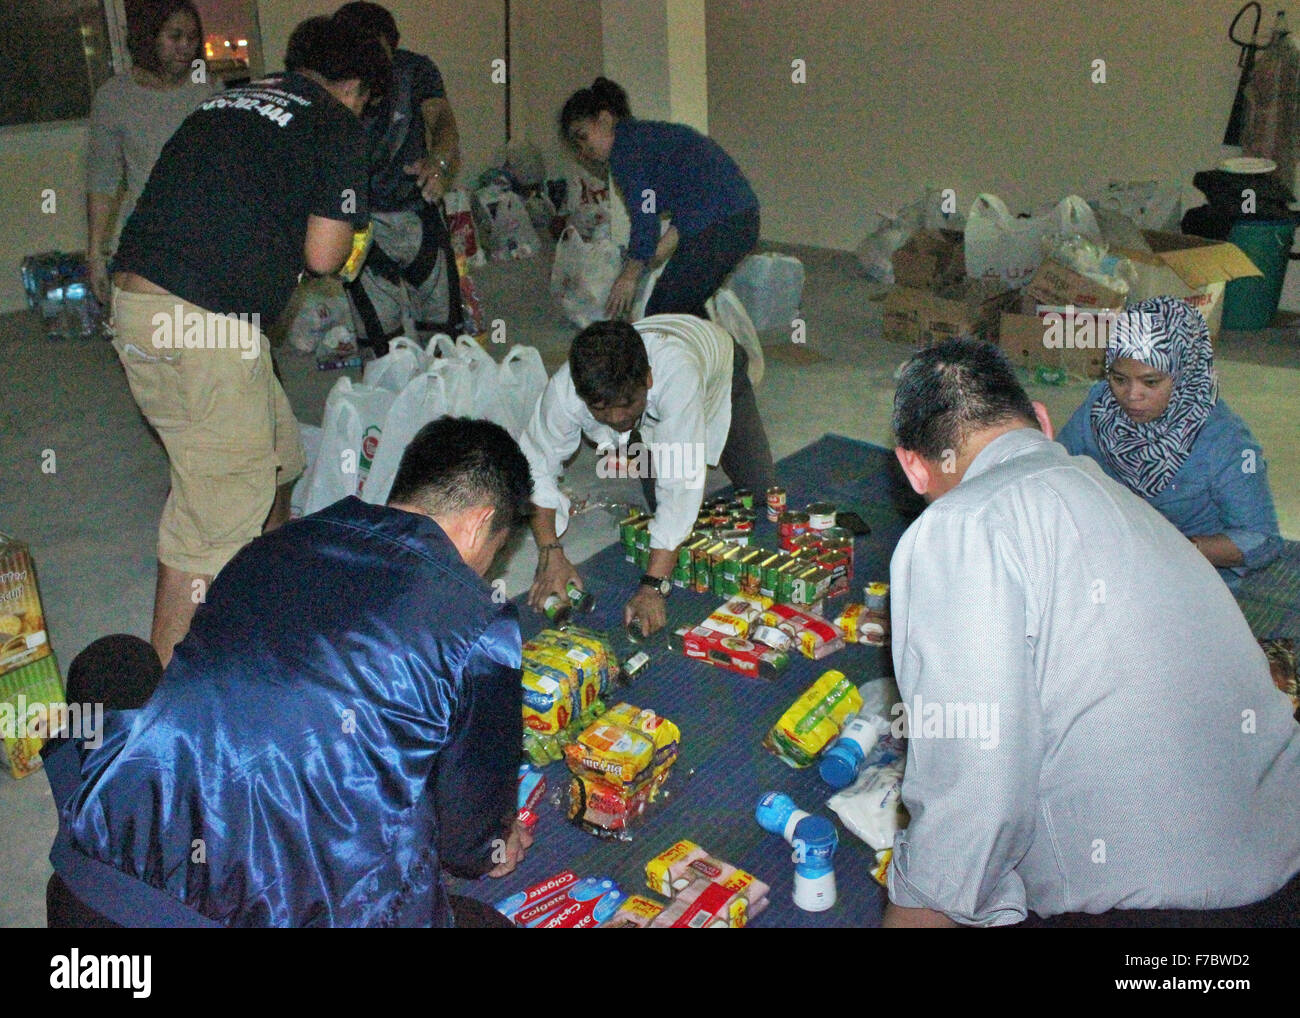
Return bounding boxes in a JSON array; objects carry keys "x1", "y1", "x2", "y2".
[{"x1": 449, "y1": 434, "x2": 1299, "y2": 927}]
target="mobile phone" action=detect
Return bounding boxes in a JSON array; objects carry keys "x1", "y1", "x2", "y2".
[{"x1": 835, "y1": 511, "x2": 871, "y2": 536}]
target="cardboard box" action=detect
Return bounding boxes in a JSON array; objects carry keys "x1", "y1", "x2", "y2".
[
  {"x1": 1116, "y1": 230, "x2": 1262, "y2": 339},
  {"x1": 891, "y1": 228, "x2": 965, "y2": 289},
  {"x1": 1024, "y1": 258, "x2": 1128, "y2": 312},
  {"x1": 0, "y1": 536, "x2": 53, "y2": 679},
  {"x1": 999, "y1": 308, "x2": 1111, "y2": 380},
  {"x1": 883, "y1": 278, "x2": 1015, "y2": 346},
  {"x1": 1, "y1": 653, "x2": 64, "y2": 778}
]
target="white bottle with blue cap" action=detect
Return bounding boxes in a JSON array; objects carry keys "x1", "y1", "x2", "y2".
[
  {"x1": 820, "y1": 712, "x2": 886, "y2": 789},
  {"x1": 755, "y1": 791, "x2": 839, "y2": 912}
]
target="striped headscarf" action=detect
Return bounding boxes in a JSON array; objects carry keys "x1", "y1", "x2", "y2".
[{"x1": 1090, "y1": 296, "x2": 1218, "y2": 498}]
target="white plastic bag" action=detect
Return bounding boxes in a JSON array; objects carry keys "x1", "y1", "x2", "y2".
[
  {"x1": 496, "y1": 345, "x2": 547, "y2": 438},
  {"x1": 444, "y1": 186, "x2": 486, "y2": 267},
  {"x1": 289, "y1": 422, "x2": 322, "y2": 519},
  {"x1": 1089, "y1": 180, "x2": 1182, "y2": 233},
  {"x1": 297, "y1": 376, "x2": 396, "y2": 515},
  {"x1": 287, "y1": 282, "x2": 353, "y2": 355},
  {"x1": 362, "y1": 336, "x2": 424, "y2": 392},
  {"x1": 454, "y1": 334, "x2": 509, "y2": 428},
  {"x1": 705, "y1": 287, "x2": 764, "y2": 388},
  {"x1": 476, "y1": 185, "x2": 541, "y2": 261},
  {"x1": 550, "y1": 225, "x2": 622, "y2": 328},
  {"x1": 964, "y1": 193, "x2": 1100, "y2": 288},
  {"x1": 728, "y1": 253, "x2": 805, "y2": 332},
  {"x1": 362, "y1": 358, "x2": 476, "y2": 505},
  {"x1": 566, "y1": 171, "x2": 612, "y2": 241}
]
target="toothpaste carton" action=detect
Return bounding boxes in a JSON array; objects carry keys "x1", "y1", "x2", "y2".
[
  {"x1": 534, "y1": 878, "x2": 625, "y2": 928},
  {"x1": 494, "y1": 870, "x2": 578, "y2": 923}
]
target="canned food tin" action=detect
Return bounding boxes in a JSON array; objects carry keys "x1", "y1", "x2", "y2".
[
  {"x1": 865, "y1": 581, "x2": 889, "y2": 610},
  {"x1": 751, "y1": 623, "x2": 794, "y2": 652},
  {"x1": 543, "y1": 593, "x2": 572, "y2": 624},
  {"x1": 565, "y1": 580, "x2": 594, "y2": 613},
  {"x1": 821, "y1": 526, "x2": 853, "y2": 543},
  {"x1": 766, "y1": 486, "x2": 787, "y2": 523},
  {"x1": 626, "y1": 619, "x2": 645, "y2": 643},
  {"x1": 779, "y1": 511, "x2": 811, "y2": 551},
  {"x1": 623, "y1": 650, "x2": 652, "y2": 679},
  {"x1": 759, "y1": 553, "x2": 786, "y2": 599},
  {"x1": 806, "y1": 501, "x2": 837, "y2": 531}
]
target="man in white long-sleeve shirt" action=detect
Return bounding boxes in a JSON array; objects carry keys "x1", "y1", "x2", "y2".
[
  {"x1": 883, "y1": 337, "x2": 1300, "y2": 928},
  {"x1": 519, "y1": 314, "x2": 775, "y2": 635}
]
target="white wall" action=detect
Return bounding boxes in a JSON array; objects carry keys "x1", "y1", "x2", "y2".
[{"x1": 705, "y1": 0, "x2": 1250, "y2": 252}]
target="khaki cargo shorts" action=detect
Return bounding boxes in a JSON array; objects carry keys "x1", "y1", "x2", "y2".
[{"x1": 111, "y1": 287, "x2": 305, "y2": 576}]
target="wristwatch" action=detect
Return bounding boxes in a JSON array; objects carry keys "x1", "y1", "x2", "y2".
[{"x1": 639, "y1": 573, "x2": 671, "y2": 597}]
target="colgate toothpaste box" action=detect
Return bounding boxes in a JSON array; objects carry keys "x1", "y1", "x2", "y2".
[
  {"x1": 533, "y1": 878, "x2": 625, "y2": 928},
  {"x1": 494, "y1": 870, "x2": 578, "y2": 923}
]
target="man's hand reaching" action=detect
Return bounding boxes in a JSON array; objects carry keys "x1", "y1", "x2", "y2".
[{"x1": 488, "y1": 819, "x2": 533, "y2": 878}]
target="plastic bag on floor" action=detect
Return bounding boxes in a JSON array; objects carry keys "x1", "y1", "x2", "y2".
[
  {"x1": 965, "y1": 193, "x2": 1099, "y2": 288},
  {"x1": 297, "y1": 377, "x2": 396, "y2": 515},
  {"x1": 362, "y1": 336, "x2": 425, "y2": 392},
  {"x1": 476, "y1": 184, "x2": 541, "y2": 261},
  {"x1": 551, "y1": 225, "x2": 622, "y2": 327},
  {"x1": 728, "y1": 253, "x2": 805, "y2": 332},
  {"x1": 362, "y1": 357, "x2": 475, "y2": 504},
  {"x1": 497, "y1": 345, "x2": 547, "y2": 438}
]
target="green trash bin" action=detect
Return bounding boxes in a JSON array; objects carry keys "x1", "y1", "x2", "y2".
[{"x1": 1222, "y1": 218, "x2": 1298, "y2": 331}]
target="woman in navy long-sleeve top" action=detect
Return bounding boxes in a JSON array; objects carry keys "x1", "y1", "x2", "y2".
[{"x1": 560, "y1": 77, "x2": 760, "y2": 320}]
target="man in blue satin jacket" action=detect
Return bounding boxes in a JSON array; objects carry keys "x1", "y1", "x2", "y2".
[{"x1": 46, "y1": 417, "x2": 534, "y2": 927}]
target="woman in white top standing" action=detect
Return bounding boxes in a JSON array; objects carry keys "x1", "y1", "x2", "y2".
[{"x1": 86, "y1": 0, "x2": 218, "y2": 303}]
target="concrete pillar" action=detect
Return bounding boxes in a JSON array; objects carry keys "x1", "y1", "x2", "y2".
[{"x1": 600, "y1": 0, "x2": 708, "y2": 133}]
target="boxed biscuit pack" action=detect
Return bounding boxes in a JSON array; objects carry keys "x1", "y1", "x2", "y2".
[{"x1": 0, "y1": 534, "x2": 64, "y2": 778}]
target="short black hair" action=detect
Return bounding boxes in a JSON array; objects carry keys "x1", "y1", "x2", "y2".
[
  {"x1": 388, "y1": 417, "x2": 533, "y2": 535},
  {"x1": 569, "y1": 320, "x2": 651, "y2": 408},
  {"x1": 559, "y1": 77, "x2": 632, "y2": 140},
  {"x1": 892, "y1": 338, "x2": 1039, "y2": 461},
  {"x1": 126, "y1": 0, "x2": 204, "y2": 75},
  {"x1": 333, "y1": 2, "x2": 400, "y2": 51},
  {"x1": 284, "y1": 15, "x2": 390, "y2": 100}
]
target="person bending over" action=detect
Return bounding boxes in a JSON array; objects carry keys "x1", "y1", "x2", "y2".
[
  {"x1": 560, "y1": 77, "x2": 760, "y2": 320},
  {"x1": 110, "y1": 16, "x2": 387, "y2": 666},
  {"x1": 520, "y1": 315, "x2": 775, "y2": 637},
  {"x1": 1057, "y1": 296, "x2": 1281, "y2": 591},
  {"x1": 884, "y1": 337, "x2": 1300, "y2": 928},
  {"x1": 46, "y1": 417, "x2": 534, "y2": 928}
]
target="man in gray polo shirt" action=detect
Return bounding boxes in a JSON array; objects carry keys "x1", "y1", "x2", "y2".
[{"x1": 883, "y1": 337, "x2": 1300, "y2": 928}]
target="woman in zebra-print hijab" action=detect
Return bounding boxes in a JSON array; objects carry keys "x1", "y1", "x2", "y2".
[{"x1": 1057, "y1": 296, "x2": 1282, "y2": 591}]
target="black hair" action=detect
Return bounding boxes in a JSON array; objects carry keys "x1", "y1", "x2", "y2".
[
  {"x1": 569, "y1": 320, "x2": 651, "y2": 408},
  {"x1": 388, "y1": 417, "x2": 533, "y2": 535},
  {"x1": 559, "y1": 77, "x2": 632, "y2": 139},
  {"x1": 284, "y1": 15, "x2": 391, "y2": 100},
  {"x1": 891, "y1": 338, "x2": 1039, "y2": 461},
  {"x1": 333, "y1": 2, "x2": 400, "y2": 51},
  {"x1": 126, "y1": 0, "x2": 204, "y2": 75}
]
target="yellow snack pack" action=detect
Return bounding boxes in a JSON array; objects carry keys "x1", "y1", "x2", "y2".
[
  {"x1": 764, "y1": 669, "x2": 862, "y2": 768},
  {"x1": 565, "y1": 702, "x2": 680, "y2": 791}
]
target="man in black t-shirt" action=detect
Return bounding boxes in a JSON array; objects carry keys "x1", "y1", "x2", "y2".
[
  {"x1": 333, "y1": 2, "x2": 466, "y2": 350},
  {"x1": 110, "y1": 17, "x2": 389, "y2": 667}
]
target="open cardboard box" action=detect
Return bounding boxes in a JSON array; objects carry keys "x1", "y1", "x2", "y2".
[
  {"x1": 1116, "y1": 230, "x2": 1262, "y2": 338},
  {"x1": 998, "y1": 230, "x2": 1262, "y2": 379}
]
